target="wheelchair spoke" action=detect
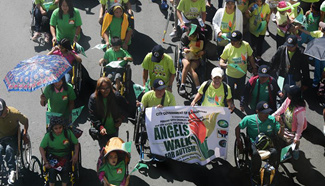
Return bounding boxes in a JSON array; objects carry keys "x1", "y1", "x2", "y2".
[{"x1": 30, "y1": 156, "x2": 43, "y2": 178}]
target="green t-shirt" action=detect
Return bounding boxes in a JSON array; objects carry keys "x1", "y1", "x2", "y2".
[
  {"x1": 50, "y1": 8, "x2": 82, "y2": 42},
  {"x1": 321, "y1": 1, "x2": 325, "y2": 12},
  {"x1": 44, "y1": 83, "x2": 77, "y2": 118},
  {"x1": 103, "y1": 48, "x2": 131, "y2": 65},
  {"x1": 103, "y1": 98, "x2": 117, "y2": 134},
  {"x1": 141, "y1": 53, "x2": 176, "y2": 87},
  {"x1": 248, "y1": 3, "x2": 271, "y2": 37},
  {"x1": 100, "y1": 0, "x2": 129, "y2": 7},
  {"x1": 220, "y1": 41, "x2": 253, "y2": 78},
  {"x1": 40, "y1": 129, "x2": 78, "y2": 157},
  {"x1": 306, "y1": 13, "x2": 320, "y2": 32},
  {"x1": 141, "y1": 90, "x2": 176, "y2": 108},
  {"x1": 310, "y1": 30, "x2": 324, "y2": 38},
  {"x1": 106, "y1": 17, "x2": 131, "y2": 45},
  {"x1": 239, "y1": 114, "x2": 280, "y2": 142},
  {"x1": 99, "y1": 161, "x2": 126, "y2": 186},
  {"x1": 35, "y1": 0, "x2": 58, "y2": 11},
  {"x1": 236, "y1": 0, "x2": 249, "y2": 13},
  {"x1": 177, "y1": 0, "x2": 206, "y2": 20},
  {"x1": 198, "y1": 81, "x2": 232, "y2": 107},
  {"x1": 249, "y1": 79, "x2": 270, "y2": 110}
]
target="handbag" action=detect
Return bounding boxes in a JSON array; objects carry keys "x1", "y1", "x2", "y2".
[{"x1": 89, "y1": 125, "x2": 100, "y2": 141}]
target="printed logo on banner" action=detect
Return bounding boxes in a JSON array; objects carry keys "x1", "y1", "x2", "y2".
[
  {"x1": 219, "y1": 140, "x2": 227, "y2": 148},
  {"x1": 217, "y1": 130, "x2": 228, "y2": 138},
  {"x1": 217, "y1": 120, "x2": 229, "y2": 128}
]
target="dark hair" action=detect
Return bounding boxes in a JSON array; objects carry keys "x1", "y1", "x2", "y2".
[
  {"x1": 50, "y1": 76, "x2": 68, "y2": 91},
  {"x1": 48, "y1": 116, "x2": 68, "y2": 141},
  {"x1": 255, "y1": 0, "x2": 266, "y2": 4},
  {"x1": 311, "y1": 2, "x2": 320, "y2": 12},
  {"x1": 59, "y1": 38, "x2": 72, "y2": 51},
  {"x1": 289, "y1": 90, "x2": 306, "y2": 108},
  {"x1": 111, "y1": 37, "x2": 122, "y2": 47},
  {"x1": 59, "y1": 0, "x2": 74, "y2": 19},
  {"x1": 94, "y1": 77, "x2": 120, "y2": 120}
]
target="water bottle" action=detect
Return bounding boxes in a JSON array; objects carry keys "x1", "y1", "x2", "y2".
[{"x1": 198, "y1": 18, "x2": 205, "y2": 28}]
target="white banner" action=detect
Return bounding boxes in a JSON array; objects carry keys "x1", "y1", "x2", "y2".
[{"x1": 145, "y1": 106, "x2": 230, "y2": 165}]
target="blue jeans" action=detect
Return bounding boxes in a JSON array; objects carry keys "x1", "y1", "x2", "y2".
[
  {"x1": 34, "y1": 8, "x2": 52, "y2": 33},
  {"x1": 226, "y1": 75, "x2": 246, "y2": 100},
  {"x1": 284, "y1": 74, "x2": 295, "y2": 87},
  {"x1": 313, "y1": 59, "x2": 325, "y2": 87},
  {"x1": 0, "y1": 136, "x2": 17, "y2": 171}
]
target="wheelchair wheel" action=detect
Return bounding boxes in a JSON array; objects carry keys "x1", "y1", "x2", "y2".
[
  {"x1": 73, "y1": 62, "x2": 82, "y2": 96},
  {"x1": 30, "y1": 1, "x2": 36, "y2": 38},
  {"x1": 133, "y1": 108, "x2": 142, "y2": 153},
  {"x1": 20, "y1": 132, "x2": 32, "y2": 170},
  {"x1": 174, "y1": 45, "x2": 181, "y2": 88},
  {"x1": 30, "y1": 156, "x2": 44, "y2": 179},
  {"x1": 126, "y1": 64, "x2": 132, "y2": 95},
  {"x1": 234, "y1": 133, "x2": 251, "y2": 172}
]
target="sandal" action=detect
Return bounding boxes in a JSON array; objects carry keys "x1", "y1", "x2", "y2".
[{"x1": 31, "y1": 32, "x2": 41, "y2": 41}]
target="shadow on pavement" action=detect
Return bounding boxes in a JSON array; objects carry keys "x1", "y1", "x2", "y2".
[
  {"x1": 302, "y1": 122, "x2": 325, "y2": 147},
  {"x1": 74, "y1": 0, "x2": 99, "y2": 15},
  {"x1": 129, "y1": 175, "x2": 150, "y2": 186}
]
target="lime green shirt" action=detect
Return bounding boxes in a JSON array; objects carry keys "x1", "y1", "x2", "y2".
[
  {"x1": 142, "y1": 53, "x2": 176, "y2": 87},
  {"x1": 100, "y1": 0, "x2": 129, "y2": 6},
  {"x1": 288, "y1": 50, "x2": 295, "y2": 59},
  {"x1": 276, "y1": 11, "x2": 289, "y2": 37},
  {"x1": 310, "y1": 30, "x2": 324, "y2": 38},
  {"x1": 103, "y1": 98, "x2": 117, "y2": 134},
  {"x1": 43, "y1": 83, "x2": 77, "y2": 118},
  {"x1": 141, "y1": 90, "x2": 176, "y2": 108},
  {"x1": 99, "y1": 161, "x2": 126, "y2": 186},
  {"x1": 248, "y1": 3, "x2": 271, "y2": 37},
  {"x1": 103, "y1": 48, "x2": 131, "y2": 65},
  {"x1": 198, "y1": 81, "x2": 232, "y2": 107},
  {"x1": 177, "y1": 0, "x2": 206, "y2": 20},
  {"x1": 40, "y1": 129, "x2": 78, "y2": 157},
  {"x1": 236, "y1": 0, "x2": 249, "y2": 13},
  {"x1": 221, "y1": 11, "x2": 235, "y2": 34},
  {"x1": 35, "y1": 0, "x2": 58, "y2": 11},
  {"x1": 250, "y1": 79, "x2": 269, "y2": 110},
  {"x1": 239, "y1": 114, "x2": 280, "y2": 142},
  {"x1": 220, "y1": 41, "x2": 253, "y2": 78},
  {"x1": 50, "y1": 8, "x2": 82, "y2": 42}
]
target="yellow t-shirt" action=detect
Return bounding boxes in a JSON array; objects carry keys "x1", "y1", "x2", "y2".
[
  {"x1": 141, "y1": 90, "x2": 176, "y2": 108},
  {"x1": 220, "y1": 41, "x2": 253, "y2": 78},
  {"x1": 248, "y1": 3, "x2": 271, "y2": 37},
  {"x1": 198, "y1": 81, "x2": 232, "y2": 107},
  {"x1": 310, "y1": 30, "x2": 324, "y2": 38},
  {"x1": 288, "y1": 50, "x2": 295, "y2": 60},
  {"x1": 276, "y1": 11, "x2": 289, "y2": 37}
]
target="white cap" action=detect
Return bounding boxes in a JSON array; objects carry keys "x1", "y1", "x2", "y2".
[{"x1": 211, "y1": 67, "x2": 224, "y2": 78}]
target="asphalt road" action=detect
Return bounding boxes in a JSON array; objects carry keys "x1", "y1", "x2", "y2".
[{"x1": 1, "y1": 0, "x2": 325, "y2": 185}]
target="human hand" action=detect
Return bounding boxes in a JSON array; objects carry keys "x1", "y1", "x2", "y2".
[
  {"x1": 99, "y1": 59, "x2": 105, "y2": 66},
  {"x1": 240, "y1": 106, "x2": 245, "y2": 112},
  {"x1": 218, "y1": 32, "x2": 223, "y2": 37},
  {"x1": 71, "y1": 154, "x2": 78, "y2": 165},
  {"x1": 278, "y1": 92, "x2": 284, "y2": 98},
  {"x1": 52, "y1": 37, "x2": 57, "y2": 45},
  {"x1": 125, "y1": 175, "x2": 131, "y2": 186},
  {"x1": 136, "y1": 101, "x2": 142, "y2": 107},
  {"x1": 167, "y1": 86, "x2": 172, "y2": 92},
  {"x1": 100, "y1": 128, "x2": 107, "y2": 135},
  {"x1": 252, "y1": 67, "x2": 258, "y2": 76},
  {"x1": 184, "y1": 48, "x2": 190, "y2": 53},
  {"x1": 23, "y1": 132, "x2": 29, "y2": 144},
  {"x1": 228, "y1": 104, "x2": 235, "y2": 113},
  {"x1": 236, "y1": 138, "x2": 244, "y2": 153},
  {"x1": 98, "y1": 17, "x2": 103, "y2": 25},
  {"x1": 122, "y1": 43, "x2": 128, "y2": 50},
  {"x1": 44, "y1": 161, "x2": 51, "y2": 169},
  {"x1": 40, "y1": 94, "x2": 46, "y2": 102},
  {"x1": 41, "y1": 9, "x2": 47, "y2": 15},
  {"x1": 114, "y1": 118, "x2": 122, "y2": 128},
  {"x1": 123, "y1": 57, "x2": 128, "y2": 61},
  {"x1": 156, "y1": 104, "x2": 163, "y2": 108},
  {"x1": 190, "y1": 100, "x2": 196, "y2": 107}
]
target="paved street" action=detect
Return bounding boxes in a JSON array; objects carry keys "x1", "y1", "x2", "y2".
[{"x1": 1, "y1": 0, "x2": 325, "y2": 185}]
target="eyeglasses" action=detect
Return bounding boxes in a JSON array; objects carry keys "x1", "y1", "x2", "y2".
[{"x1": 100, "y1": 87, "x2": 110, "y2": 91}]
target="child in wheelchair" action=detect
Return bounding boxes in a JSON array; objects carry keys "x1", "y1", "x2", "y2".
[
  {"x1": 39, "y1": 116, "x2": 79, "y2": 186},
  {"x1": 179, "y1": 23, "x2": 205, "y2": 95},
  {"x1": 99, "y1": 37, "x2": 133, "y2": 92},
  {"x1": 97, "y1": 137, "x2": 130, "y2": 186}
]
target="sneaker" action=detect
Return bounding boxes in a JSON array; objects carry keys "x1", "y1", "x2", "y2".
[
  {"x1": 31, "y1": 32, "x2": 41, "y2": 41},
  {"x1": 265, "y1": 30, "x2": 270, "y2": 37},
  {"x1": 7, "y1": 170, "x2": 15, "y2": 185},
  {"x1": 161, "y1": 1, "x2": 168, "y2": 10},
  {"x1": 44, "y1": 33, "x2": 50, "y2": 43},
  {"x1": 169, "y1": 30, "x2": 177, "y2": 37},
  {"x1": 179, "y1": 85, "x2": 186, "y2": 95},
  {"x1": 292, "y1": 150, "x2": 299, "y2": 160}
]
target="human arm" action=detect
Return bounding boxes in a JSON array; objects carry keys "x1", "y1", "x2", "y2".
[
  {"x1": 39, "y1": 147, "x2": 51, "y2": 169},
  {"x1": 167, "y1": 73, "x2": 176, "y2": 92},
  {"x1": 219, "y1": 58, "x2": 228, "y2": 69},
  {"x1": 36, "y1": 2, "x2": 47, "y2": 15},
  {"x1": 272, "y1": 97, "x2": 289, "y2": 117},
  {"x1": 40, "y1": 93, "x2": 47, "y2": 107},
  {"x1": 47, "y1": 46, "x2": 60, "y2": 55},
  {"x1": 191, "y1": 93, "x2": 203, "y2": 106},
  {"x1": 235, "y1": 125, "x2": 244, "y2": 151},
  {"x1": 71, "y1": 143, "x2": 79, "y2": 165},
  {"x1": 126, "y1": 1, "x2": 132, "y2": 15},
  {"x1": 74, "y1": 26, "x2": 81, "y2": 43},
  {"x1": 50, "y1": 25, "x2": 57, "y2": 44},
  {"x1": 201, "y1": 11, "x2": 206, "y2": 24},
  {"x1": 88, "y1": 94, "x2": 104, "y2": 130},
  {"x1": 103, "y1": 31, "x2": 110, "y2": 46},
  {"x1": 99, "y1": 3, "x2": 106, "y2": 24},
  {"x1": 69, "y1": 51, "x2": 82, "y2": 63},
  {"x1": 177, "y1": 9, "x2": 185, "y2": 27},
  {"x1": 248, "y1": 55, "x2": 258, "y2": 75},
  {"x1": 227, "y1": 99, "x2": 235, "y2": 112},
  {"x1": 122, "y1": 28, "x2": 133, "y2": 50},
  {"x1": 240, "y1": 81, "x2": 251, "y2": 111},
  {"x1": 294, "y1": 109, "x2": 306, "y2": 142},
  {"x1": 212, "y1": 10, "x2": 222, "y2": 38},
  {"x1": 298, "y1": 27, "x2": 311, "y2": 35},
  {"x1": 142, "y1": 69, "x2": 148, "y2": 87},
  {"x1": 68, "y1": 100, "x2": 75, "y2": 122}
]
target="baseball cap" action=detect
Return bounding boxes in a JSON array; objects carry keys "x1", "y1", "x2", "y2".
[
  {"x1": 284, "y1": 84, "x2": 301, "y2": 97},
  {"x1": 153, "y1": 79, "x2": 166, "y2": 90},
  {"x1": 211, "y1": 67, "x2": 224, "y2": 78},
  {"x1": 228, "y1": 31, "x2": 243, "y2": 41},
  {"x1": 0, "y1": 98, "x2": 6, "y2": 116},
  {"x1": 284, "y1": 35, "x2": 298, "y2": 47},
  {"x1": 151, "y1": 45, "x2": 164, "y2": 62},
  {"x1": 258, "y1": 65, "x2": 270, "y2": 78},
  {"x1": 256, "y1": 101, "x2": 272, "y2": 114},
  {"x1": 319, "y1": 21, "x2": 325, "y2": 31}
]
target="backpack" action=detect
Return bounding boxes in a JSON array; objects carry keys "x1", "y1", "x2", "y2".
[{"x1": 199, "y1": 80, "x2": 228, "y2": 106}]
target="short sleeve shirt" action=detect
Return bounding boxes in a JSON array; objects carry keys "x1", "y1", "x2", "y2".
[
  {"x1": 276, "y1": 11, "x2": 289, "y2": 37},
  {"x1": 141, "y1": 90, "x2": 176, "y2": 108},
  {"x1": 103, "y1": 48, "x2": 131, "y2": 65},
  {"x1": 35, "y1": 0, "x2": 58, "y2": 11},
  {"x1": 100, "y1": 0, "x2": 129, "y2": 7},
  {"x1": 220, "y1": 41, "x2": 253, "y2": 78},
  {"x1": 306, "y1": 13, "x2": 320, "y2": 32},
  {"x1": 239, "y1": 114, "x2": 280, "y2": 142},
  {"x1": 310, "y1": 30, "x2": 324, "y2": 38},
  {"x1": 43, "y1": 83, "x2": 77, "y2": 118},
  {"x1": 98, "y1": 161, "x2": 126, "y2": 186},
  {"x1": 0, "y1": 107, "x2": 28, "y2": 139},
  {"x1": 106, "y1": 17, "x2": 131, "y2": 45},
  {"x1": 237, "y1": 0, "x2": 249, "y2": 13},
  {"x1": 198, "y1": 81, "x2": 232, "y2": 107},
  {"x1": 177, "y1": 0, "x2": 206, "y2": 20},
  {"x1": 248, "y1": 3, "x2": 271, "y2": 37},
  {"x1": 249, "y1": 79, "x2": 270, "y2": 110},
  {"x1": 141, "y1": 53, "x2": 176, "y2": 87},
  {"x1": 52, "y1": 50, "x2": 78, "y2": 65},
  {"x1": 221, "y1": 11, "x2": 236, "y2": 34},
  {"x1": 50, "y1": 8, "x2": 83, "y2": 42},
  {"x1": 40, "y1": 129, "x2": 78, "y2": 157}
]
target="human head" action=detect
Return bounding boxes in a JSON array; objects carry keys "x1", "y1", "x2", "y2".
[
  {"x1": 256, "y1": 101, "x2": 272, "y2": 121},
  {"x1": 284, "y1": 35, "x2": 298, "y2": 52},
  {"x1": 188, "y1": 24, "x2": 199, "y2": 39},
  {"x1": 284, "y1": 85, "x2": 305, "y2": 107},
  {"x1": 229, "y1": 31, "x2": 242, "y2": 48},
  {"x1": 59, "y1": 0, "x2": 74, "y2": 16},
  {"x1": 319, "y1": 21, "x2": 325, "y2": 32},
  {"x1": 277, "y1": 1, "x2": 288, "y2": 14},
  {"x1": 258, "y1": 65, "x2": 270, "y2": 83},
  {"x1": 225, "y1": 0, "x2": 235, "y2": 9},
  {"x1": 112, "y1": 4, "x2": 123, "y2": 18},
  {"x1": 153, "y1": 79, "x2": 166, "y2": 98},
  {"x1": 0, "y1": 98, "x2": 7, "y2": 118},
  {"x1": 58, "y1": 38, "x2": 72, "y2": 51},
  {"x1": 95, "y1": 77, "x2": 113, "y2": 98},
  {"x1": 255, "y1": 0, "x2": 265, "y2": 6},
  {"x1": 211, "y1": 67, "x2": 224, "y2": 86},
  {"x1": 151, "y1": 45, "x2": 164, "y2": 62},
  {"x1": 52, "y1": 76, "x2": 68, "y2": 91},
  {"x1": 107, "y1": 151, "x2": 118, "y2": 166},
  {"x1": 49, "y1": 116, "x2": 66, "y2": 135},
  {"x1": 111, "y1": 37, "x2": 122, "y2": 52}
]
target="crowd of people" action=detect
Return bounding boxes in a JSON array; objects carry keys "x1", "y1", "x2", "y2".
[{"x1": 1, "y1": 0, "x2": 325, "y2": 185}]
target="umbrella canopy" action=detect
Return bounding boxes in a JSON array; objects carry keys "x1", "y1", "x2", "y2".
[
  {"x1": 304, "y1": 37, "x2": 325, "y2": 61},
  {"x1": 3, "y1": 55, "x2": 72, "y2": 92}
]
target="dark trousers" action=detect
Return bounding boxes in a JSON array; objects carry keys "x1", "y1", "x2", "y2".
[
  {"x1": 226, "y1": 75, "x2": 246, "y2": 100},
  {"x1": 218, "y1": 0, "x2": 223, "y2": 8},
  {"x1": 251, "y1": 144, "x2": 278, "y2": 176},
  {"x1": 98, "y1": 130, "x2": 119, "y2": 150},
  {"x1": 250, "y1": 33, "x2": 265, "y2": 57},
  {"x1": 0, "y1": 135, "x2": 18, "y2": 171},
  {"x1": 34, "y1": 8, "x2": 53, "y2": 33}
]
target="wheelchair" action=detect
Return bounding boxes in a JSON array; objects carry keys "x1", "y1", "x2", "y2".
[
  {"x1": 0, "y1": 126, "x2": 32, "y2": 185},
  {"x1": 71, "y1": 60, "x2": 83, "y2": 97},
  {"x1": 29, "y1": 0, "x2": 49, "y2": 45},
  {"x1": 174, "y1": 43, "x2": 207, "y2": 100},
  {"x1": 100, "y1": 62, "x2": 132, "y2": 97}
]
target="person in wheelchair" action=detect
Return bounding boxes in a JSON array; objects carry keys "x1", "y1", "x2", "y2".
[
  {"x1": 190, "y1": 67, "x2": 235, "y2": 112},
  {"x1": 235, "y1": 101, "x2": 285, "y2": 184},
  {"x1": 32, "y1": 0, "x2": 59, "y2": 43},
  {"x1": 48, "y1": 38, "x2": 82, "y2": 83},
  {"x1": 98, "y1": 0, "x2": 133, "y2": 25},
  {"x1": 101, "y1": 3, "x2": 133, "y2": 50},
  {"x1": 0, "y1": 98, "x2": 29, "y2": 184},
  {"x1": 39, "y1": 116, "x2": 79, "y2": 186},
  {"x1": 140, "y1": 79, "x2": 176, "y2": 109},
  {"x1": 179, "y1": 24, "x2": 205, "y2": 95},
  {"x1": 99, "y1": 37, "x2": 133, "y2": 92}
]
